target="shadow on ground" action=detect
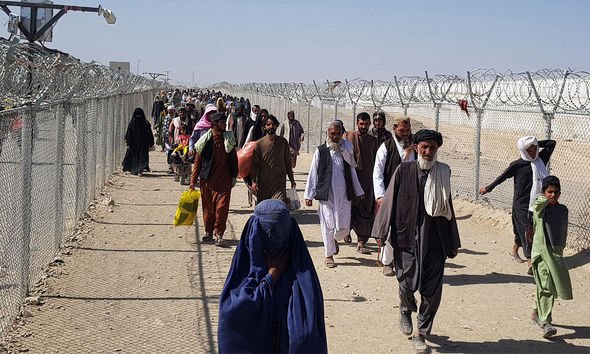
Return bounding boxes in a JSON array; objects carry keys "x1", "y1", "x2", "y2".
[
  {"x1": 444, "y1": 272, "x2": 534, "y2": 286},
  {"x1": 427, "y1": 333, "x2": 589, "y2": 353},
  {"x1": 565, "y1": 249, "x2": 590, "y2": 270},
  {"x1": 292, "y1": 209, "x2": 319, "y2": 225}
]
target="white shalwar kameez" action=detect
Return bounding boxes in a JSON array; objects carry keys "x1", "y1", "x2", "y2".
[{"x1": 305, "y1": 148, "x2": 364, "y2": 257}]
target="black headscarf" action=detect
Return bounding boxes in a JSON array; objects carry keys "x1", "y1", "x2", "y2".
[
  {"x1": 122, "y1": 108, "x2": 154, "y2": 174},
  {"x1": 413, "y1": 129, "x2": 443, "y2": 147},
  {"x1": 126, "y1": 108, "x2": 152, "y2": 147}
]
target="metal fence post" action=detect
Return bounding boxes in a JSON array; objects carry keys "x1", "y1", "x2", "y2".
[
  {"x1": 100, "y1": 98, "x2": 108, "y2": 189},
  {"x1": 20, "y1": 108, "x2": 34, "y2": 295},
  {"x1": 88, "y1": 99, "x2": 98, "y2": 204},
  {"x1": 474, "y1": 108, "x2": 483, "y2": 199},
  {"x1": 319, "y1": 100, "x2": 324, "y2": 148},
  {"x1": 434, "y1": 103, "x2": 441, "y2": 132},
  {"x1": 306, "y1": 101, "x2": 311, "y2": 153},
  {"x1": 74, "y1": 104, "x2": 86, "y2": 219},
  {"x1": 54, "y1": 103, "x2": 65, "y2": 251},
  {"x1": 352, "y1": 102, "x2": 357, "y2": 130},
  {"x1": 468, "y1": 71, "x2": 499, "y2": 200}
]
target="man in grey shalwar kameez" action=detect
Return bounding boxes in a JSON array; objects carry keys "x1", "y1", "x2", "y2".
[{"x1": 371, "y1": 129, "x2": 461, "y2": 354}]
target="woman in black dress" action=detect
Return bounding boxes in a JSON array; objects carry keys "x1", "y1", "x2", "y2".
[{"x1": 122, "y1": 108, "x2": 154, "y2": 176}]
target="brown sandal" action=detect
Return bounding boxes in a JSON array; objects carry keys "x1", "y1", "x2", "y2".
[{"x1": 325, "y1": 257, "x2": 337, "y2": 268}]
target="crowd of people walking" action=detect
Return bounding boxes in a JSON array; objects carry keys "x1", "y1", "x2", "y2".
[{"x1": 122, "y1": 88, "x2": 572, "y2": 353}]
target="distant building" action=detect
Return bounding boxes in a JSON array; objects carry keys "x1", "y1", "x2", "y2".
[{"x1": 109, "y1": 61, "x2": 130, "y2": 73}]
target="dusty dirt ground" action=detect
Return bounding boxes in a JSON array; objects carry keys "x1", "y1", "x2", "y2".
[{"x1": 1, "y1": 150, "x2": 590, "y2": 354}]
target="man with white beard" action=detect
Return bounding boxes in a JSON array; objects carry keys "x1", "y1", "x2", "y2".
[
  {"x1": 373, "y1": 115, "x2": 415, "y2": 276},
  {"x1": 372, "y1": 129, "x2": 461, "y2": 354},
  {"x1": 304, "y1": 121, "x2": 364, "y2": 268}
]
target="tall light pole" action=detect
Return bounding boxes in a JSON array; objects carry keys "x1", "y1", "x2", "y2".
[
  {"x1": 0, "y1": 1, "x2": 116, "y2": 43},
  {"x1": 0, "y1": 0, "x2": 116, "y2": 297}
]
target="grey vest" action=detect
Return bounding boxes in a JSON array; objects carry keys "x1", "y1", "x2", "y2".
[{"x1": 314, "y1": 145, "x2": 355, "y2": 201}]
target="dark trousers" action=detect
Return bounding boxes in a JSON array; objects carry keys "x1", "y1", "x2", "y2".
[
  {"x1": 512, "y1": 208, "x2": 532, "y2": 258},
  {"x1": 395, "y1": 245, "x2": 445, "y2": 335},
  {"x1": 200, "y1": 181, "x2": 231, "y2": 237}
]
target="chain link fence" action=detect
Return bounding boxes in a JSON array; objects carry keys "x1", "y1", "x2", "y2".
[
  {"x1": 0, "y1": 39, "x2": 163, "y2": 334},
  {"x1": 214, "y1": 69, "x2": 590, "y2": 251}
]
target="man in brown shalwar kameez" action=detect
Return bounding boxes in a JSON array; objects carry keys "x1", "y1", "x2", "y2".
[
  {"x1": 346, "y1": 112, "x2": 378, "y2": 254},
  {"x1": 251, "y1": 115, "x2": 296, "y2": 204},
  {"x1": 372, "y1": 129, "x2": 460, "y2": 354},
  {"x1": 190, "y1": 113, "x2": 238, "y2": 247}
]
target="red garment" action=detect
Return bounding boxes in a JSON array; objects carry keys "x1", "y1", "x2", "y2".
[
  {"x1": 192, "y1": 132, "x2": 233, "y2": 236},
  {"x1": 179, "y1": 133, "x2": 190, "y2": 146},
  {"x1": 200, "y1": 181, "x2": 231, "y2": 236}
]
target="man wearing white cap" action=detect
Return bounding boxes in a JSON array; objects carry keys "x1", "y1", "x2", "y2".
[{"x1": 479, "y1": 136, "x2": 556, "y2": 274}]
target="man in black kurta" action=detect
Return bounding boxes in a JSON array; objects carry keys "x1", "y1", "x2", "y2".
[
  {"x1": 479, "y1": 138, "x2": 556, "y2": 268},
  {"x1": 372, "y1": 129, "x2": 460, "y2": 354}
]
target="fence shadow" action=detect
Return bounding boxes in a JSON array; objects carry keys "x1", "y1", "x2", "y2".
[
  {"x1": 188, "y1": 220, "x2": 216, "y2": 354},
  {"x1": 456, "y1": 213, "x2": 473, "y2": 220},
  {"x1": 91, "y1": 219, "x2": 171, "y2": 226},
  {"x1": 334, "y1": 256, "x2": 379, "y2": 268},
  {"x1": 565, "y1": 249, "x2": 590, "y2": 270},
  {"x1": 458, "y1": 248, "x2": 488, "y2": 256},
  {"x1": 427, "y1": 334, "x2": 587, "y2": 353},
  {"x1": 444, "y1": 272, "x2": 534, "y2": 286},
  {"x1": 76, "y1": 247, "x2": 199, "y2": 253},
  {"x1": 292, "y1": 209, "x2": 319, "y2": 225}
]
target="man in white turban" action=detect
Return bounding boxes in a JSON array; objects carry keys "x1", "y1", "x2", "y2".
[{"x1": 479, "y1": 136, "x2": 556, "y2": 274}]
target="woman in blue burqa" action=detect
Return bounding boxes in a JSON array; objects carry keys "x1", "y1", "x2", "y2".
[
  {"x1": 218, "y1": 199, "x2": 327, "y2": 354},
  {"x1": 122, "y1": 108, "x2": 154, "y2": 176}
]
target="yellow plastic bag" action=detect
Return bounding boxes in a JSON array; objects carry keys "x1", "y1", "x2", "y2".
[{"x1": 173, "y1": 189, "x2": 201, "y2": 226}]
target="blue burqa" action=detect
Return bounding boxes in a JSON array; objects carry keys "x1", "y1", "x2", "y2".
[{"x1": 218, "y1": 200, "x2": 327, "y2": 354}]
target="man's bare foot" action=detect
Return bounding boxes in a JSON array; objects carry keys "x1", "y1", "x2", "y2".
[{"x1": 508, "y1": 250, "x2": 525, "y2": 263}]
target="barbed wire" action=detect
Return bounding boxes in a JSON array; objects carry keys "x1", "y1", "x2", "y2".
[
  {"x1": 0, "y1": 38, "x2": 165, "y2": 108},
  {"x1": 211, "y1": 68, "x2": 590, "y2": 114}
]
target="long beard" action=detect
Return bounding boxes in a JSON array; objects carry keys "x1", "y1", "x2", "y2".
[
  {"x1": 328, "y1": 140, "x2": 343, "y2": 152},
  {"x1": 417, "y1": 153, "x2": 437, "y2": 170},
  {"x1": 396, "y1": 135, "x2": 412, "y2": 149}
]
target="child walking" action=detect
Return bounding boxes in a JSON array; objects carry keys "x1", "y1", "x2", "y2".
[{"x1": 530, "y1": 175, "x2": 573, "y2": 338}]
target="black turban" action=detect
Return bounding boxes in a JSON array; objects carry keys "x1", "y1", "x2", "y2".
[
  {"x1": 413, "y1": 129, "x2": 443, "y2": 147},
  {"x1": 211, "y1": 112, "x2": 227, "y2": 122},
  {"x1": 542, "y1": 175, "x2": 561, "y2": 190}
]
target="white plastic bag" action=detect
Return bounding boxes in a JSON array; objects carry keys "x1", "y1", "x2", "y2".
[{"x1": 286, "y1": 187, "x2": 301, "y2": 211}]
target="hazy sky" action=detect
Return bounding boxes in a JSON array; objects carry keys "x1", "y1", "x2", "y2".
[{"x1": 0, "y1": 0, "x2": 588, "y2": 86}]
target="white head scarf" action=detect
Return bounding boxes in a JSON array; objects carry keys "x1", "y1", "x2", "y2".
[{"x1": 517, "y1": 136, "x2": 548, "y2": 211}]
